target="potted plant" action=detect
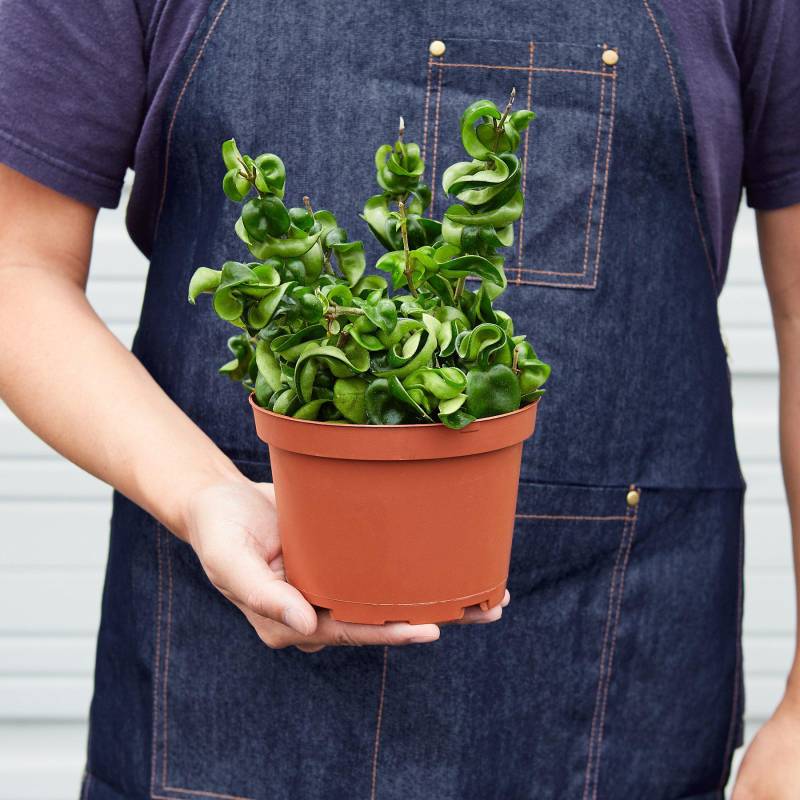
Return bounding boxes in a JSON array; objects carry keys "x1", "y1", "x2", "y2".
[{"x1": 188, "y1": 91, "x2": 550, "y2": 624}]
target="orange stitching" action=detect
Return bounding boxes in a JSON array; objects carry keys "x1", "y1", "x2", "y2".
[
  {"x1": 591, "y1": 502, "x2": 640, "y2": 800},
  {"x1": 719, "y1": 497, "x2": 745, "y2": 788},
  {"x1": 516, "y1": 267, "x2": 595, "y2": 276},
  {"x1": 429, "y1": 62, "x2": 445, "y2": 215},
  {"x1": 642, "y1": 0, "x2": 716, "y2": 291},
  {"x1": 516, "y1": 41, "x2": 535, "y2": 284},
  {"x1": 421, "y1": 58, "x2": 434, "y2": 164},
  {"x1": 589, "y1": 67, "x2": 617, "y2": 289},
  {"x1": 163, "y1": 788, "x2": 255, "y2": 800},
  {"x1": 150, "y1": 524, "x2": 164, "y2": 796},
  {"x1": 582, "y1": 505, "x2": 633, "y2": 799},
  {"x1": 517, "y1": 70, "x2": 617, "y2": 287},
  {"x1": 161, "y1": 533, "x2": 175, "y2": 788},
  {"x1": 437, "y1": 62, "x2": 612, "y2": 78},
  {"x1": 154, "y1": 0, "x2": 232, "y2": 235},
  {"x1": 512, "y1": 278, "x2": 597, "y2": 289},
  {"x1": 152, "y1": 530, "x2": 257, "y2": 800},
  {"x1": 426, "y1": 53, "x2": 617, "y2": 288},
  {"x1": 516, "y1": 514, "x2": 628, "y2": 521},
  {"x1": 370, "y1": 647, "x2": 390, "y2": 800},
  {"x1": 581, "y1": 64, "x2": 607, "y2": 277}
]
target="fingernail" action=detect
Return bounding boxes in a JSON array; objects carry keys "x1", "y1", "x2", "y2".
[
  {"x1": 283, "y1": 607, "x2": 311, "y2": 636},
  {"x1": 409, "y1": 626, "x2": 440, "y2": 644}
]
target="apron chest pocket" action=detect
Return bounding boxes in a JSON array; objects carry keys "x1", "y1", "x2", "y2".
[{"x1": 420, "y1": 37, "x2": 618, "y2": 290}]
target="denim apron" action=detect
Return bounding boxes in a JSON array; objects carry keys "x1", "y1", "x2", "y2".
[{"x1": 82, "y1": 1, "x2": 745, "y2": 798}]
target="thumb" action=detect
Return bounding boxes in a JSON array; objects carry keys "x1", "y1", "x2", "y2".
[{"x1": 218, "y1": 544, "x2": 318, "y2": 636}]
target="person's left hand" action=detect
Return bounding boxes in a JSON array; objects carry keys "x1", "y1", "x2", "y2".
[{"x1": 731, "y1": 688, "x2": 800, "y2": 799}]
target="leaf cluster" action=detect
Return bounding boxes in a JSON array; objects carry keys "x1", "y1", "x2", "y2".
[{"x1": 189, "y1": 97, "x2": 550, "y2": 428}]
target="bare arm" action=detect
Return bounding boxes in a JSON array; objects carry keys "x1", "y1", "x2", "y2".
[
  {"x1": 0, "y1": 165, "x2": 503, "y2": 650},
  {"x1": 758, "y1": 204, "x2": 800, "y2": 676},
  {"x1": 733, "y1": 204, "x2": 800, "y2": 798},
  {"x1": 0, "y1": 165, "x2": 242, "y2": 536}
]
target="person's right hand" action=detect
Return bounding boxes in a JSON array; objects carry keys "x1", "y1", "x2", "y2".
[{"x1": 181, "y1": 476, "x2": 506, "y2": 652}]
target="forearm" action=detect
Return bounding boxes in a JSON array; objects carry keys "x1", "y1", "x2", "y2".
[
  {"x1": 0, "y1": 263, "x2": 245, "y2": 537},
  {"x1": 775, "y1": 316, "x2": 800, "y2": 685},
  {"x1": 758, "y1": 205, "x2": 800, "y2": 695}
]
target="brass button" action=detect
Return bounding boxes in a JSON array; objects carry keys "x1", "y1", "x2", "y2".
[
  {"x1": 602, "y1": 48, "x2": 619, "y2": 66},
  {"x1": 626, "y1": 488, "x2": 640, "y2": 508},
  {"x1": 429, "y1": 39, "x2": 446, "y2": 57}
]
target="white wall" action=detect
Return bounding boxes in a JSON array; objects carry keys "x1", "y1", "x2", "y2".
[{"x1": 0, "y1": 186, "x2": 794, "y2": 798}]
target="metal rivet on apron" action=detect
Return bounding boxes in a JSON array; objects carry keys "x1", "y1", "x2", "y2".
[
  {"x1": 626, "y1": 487, "x2": 640, "y2": 507},
  {"x1": 429, "y1": 40, "x2": 446, "y2": 57},
  {"x1": 602, "y1": 48, "x2": 619, "y2": 66}
]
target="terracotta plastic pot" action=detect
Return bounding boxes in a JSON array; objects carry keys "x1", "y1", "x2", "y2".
[{"x1": 250, "y1": 397, "x2": 539, "y2": 624}]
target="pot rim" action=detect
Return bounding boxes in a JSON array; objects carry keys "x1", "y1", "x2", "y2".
[
  {"x1": 250, "y1": 395, "x2": 540, "y2": 460},
  {"x1": 249, "y1": 394, "x2": 539, "y2": 430}
]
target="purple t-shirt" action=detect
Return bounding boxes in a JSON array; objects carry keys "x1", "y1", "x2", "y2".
[{"x1": 1, "y1": 0, "x2": 798, "y2": 284}]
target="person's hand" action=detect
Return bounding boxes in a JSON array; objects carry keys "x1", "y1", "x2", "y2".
[
  {"x1": 732, "y1": 686, "x2": 800, "y2": 799},
  {"x1": 181, "y1": 477, "x2": 507, "y2": 652}
]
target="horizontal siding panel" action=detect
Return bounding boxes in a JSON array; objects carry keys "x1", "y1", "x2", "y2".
[
  {"x1": 725, "y1": 209, "x2": 760, "y2": 287},
  {"x1": 744, "y1": 503, "x2": 793, "y2": 568},
  {"x1": 740, "y1": 463, "x2": 785, "y2": 502},
  {"x1": 724, "y1": 328, "x2": 778, "y2": 375},
  {"x1": 745, "y1": 675, "x2": 786, "y2": 722},
  {"x1": 89, "y1": 233, "x2": 148, "y2": 281},
  {"x1": 0, "y1": 722, "x2": 86, "y2": 800},
  {"x1": 0, "y1": 637, "x2": 96, "y2": 675},
  {"x1": 0, "y1": 572, "x2": 103, "y2": 635},
  {"x1": 719, "y1": 283, "x2": 772, "y2": 328},
  {"x1": 0, "y1": 677, "x2": 91, "y2": 720},
  {"x1": 743, "y1": 635, "x2": 795, "y2": 676},
  {"x1": 0, "y1": 502, "x2": 110, "y2": 567},
  {"x1": 86, "y1": 280, "x2": 145, "y2": 323},
  {"x1": 732, "y1": 413, "x2": 778, "y2": 462},
  {"x1": 743, "y1": 573, "x2": 796, "y2": 636},
  {"x1": 0, "y1": 461, "x2": 111, "y2": 500},
  {"x1": 730, "y1": 374, "x2": 778, "y2": 408}
]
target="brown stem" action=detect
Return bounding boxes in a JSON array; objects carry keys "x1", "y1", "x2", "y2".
[
  {"x1": 512, "y1": 345, "x2": 521, "y2": 374},
  {"x1": 304, "y1": 195, "x2": 334, "y2": 274},
  {"x1": 397, "y1": 198, "x2": 418, "y2": 297},
  {"x1": 490, "y1": 86, "x2": 517, "y2": 156},
  {"x1": 327, "y1": 304, "x2": 365, "y2": 318}
]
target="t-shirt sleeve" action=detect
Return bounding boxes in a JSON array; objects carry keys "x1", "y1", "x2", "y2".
[
  {"x1": 0, "y1": 0, "x2": 147, "y2": 208},
  {"x1": 739, "y1": 0, "x2": 800, "y2": 210}
]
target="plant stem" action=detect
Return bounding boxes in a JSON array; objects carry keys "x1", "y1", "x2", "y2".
[
  {"x1": 305, "y1": 195, "x2": 334, "y2": 275},
  {"x1": 490, "y1": 86, "x2": 517, "y2": 157},
  {"x1": 328, "y1": 304, "x2": 365, "y2": 318},
  {"x1": 454, "y1": 276, "x2": 466, "y2": 302},
  {"x1": 512, "y1": 345, "x2": 520, "y2": 374},
  {"x1": 398, "y1": 115, "x2": 405, "y2": 143},
  {"x1": 336, "y1": 330, "x2": 350, "y2": 349},
  {"x1": 397, "y1": 198, "x2": 418, "y2": 297}
]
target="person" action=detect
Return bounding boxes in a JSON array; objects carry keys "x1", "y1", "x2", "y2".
[{"x1": 0, "y1": 0, "x2": 798, "y2": 797}]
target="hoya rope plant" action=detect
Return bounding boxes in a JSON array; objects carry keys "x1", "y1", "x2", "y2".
[{"x1": 188, "y1": 90, "x2": 551, "y2": 429}]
